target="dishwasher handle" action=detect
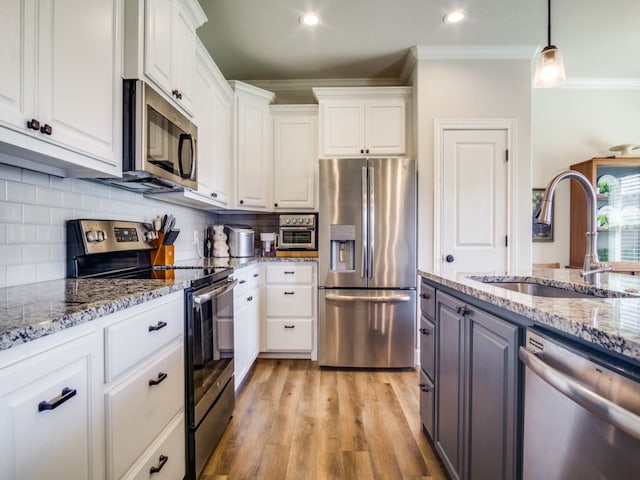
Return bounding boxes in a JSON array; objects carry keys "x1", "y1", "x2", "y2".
[
  {"x1": 193, "y1": 278, "x2": 238, "y2": 305},
  {"x1": 519, "y1": 346, "x2": 640, "y2": 441},
  {"x1": 325, "y1": 293, "x2": 411, "y2": 303}
]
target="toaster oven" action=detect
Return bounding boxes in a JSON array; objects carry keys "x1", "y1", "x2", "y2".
[{"x1": 278, "y1": 214, "x2": 317, "y2": 250}]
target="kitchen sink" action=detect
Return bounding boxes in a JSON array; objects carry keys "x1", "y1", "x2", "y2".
[{"x1": 467, "y1": 276, "x2": 637, "y2": 299}]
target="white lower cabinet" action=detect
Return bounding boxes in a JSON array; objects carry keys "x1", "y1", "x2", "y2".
[
  {"x1": 263, "y1": 263, "x2": 316, "y2": 357},
  {"x1": 233, "y1": 265, "x2": 262, "y2": 389},
  {"x1": 0, "y1": 330, "x2": 104, "y2": 480},
  {"x1": 0, "y1": 290, "x2": 186, "y2": 480}
]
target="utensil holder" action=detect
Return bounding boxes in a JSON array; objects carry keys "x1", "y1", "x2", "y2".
[{"x1": 151, "y1": 233, "x2": 174, "y2": 266}]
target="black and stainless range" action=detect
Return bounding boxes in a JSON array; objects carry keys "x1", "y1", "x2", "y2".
[{"x1": 67, "y1": 219, "x2": 236, "y2": 480}]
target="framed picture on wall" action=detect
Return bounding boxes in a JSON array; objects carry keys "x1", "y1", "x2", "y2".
[{"x1": 532, "y1": 188, "x2": 553, "y2": 242}]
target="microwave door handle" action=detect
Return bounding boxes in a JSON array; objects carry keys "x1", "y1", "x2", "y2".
[{"x1": 178, "y1": 133, "x2": 195, "y2": 179}]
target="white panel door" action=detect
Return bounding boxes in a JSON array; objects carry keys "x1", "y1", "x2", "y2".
[{"x1": 441, "y1": 129, "x2": 508, "y2": 276}]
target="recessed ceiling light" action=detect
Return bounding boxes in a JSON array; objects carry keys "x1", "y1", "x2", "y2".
[
  {"x1": 443, "y1": 9, "x2": 466, "y2": 24},
  {"x1": 299, "y1": 13, "x2": 320, "y2": 26}
]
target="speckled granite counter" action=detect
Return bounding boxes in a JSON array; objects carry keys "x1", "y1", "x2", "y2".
[
  {"x1": 0, "y1": 257, "x2": 317, "y2": 353},
  {"x1": 0, "y1": 278, "x2": 188, "y2": 352},
  {"x1": 419, "y1": 269, "x2": 640, "y2": 364}
]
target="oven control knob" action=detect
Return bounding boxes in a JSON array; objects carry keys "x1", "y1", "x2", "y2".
[
  {"x1": 96, "y1": 231, "x2": 105, "y2": 242},
  {"x1": 285, "y1": 218, "x2": 291, "y2": 224},
  {"x1": 85, "y1": 230, "x2": 97, "y2": 242},
  {"x1": 305, "y1": 218, "x2": 310, "y2": 225}
]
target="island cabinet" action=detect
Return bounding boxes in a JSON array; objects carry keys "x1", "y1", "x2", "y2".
[
  {"x1": 230, "y1": 81, "x2": 275, "y2": 210},
  {"x1": 433, "y1": 290, "x2": 519, "y2": 480},
  {"x1": 271, "y1": 105, "x2": 318, "y2": 211},
  {"x1": 313, "y1": 87, "x2": 412, "y2": 158},
  {"x1": 418, "y1": 279, "x2": 436, "y2": 439},
  {"x1": 0, "y1": 0, "x2": 122, "y2": 178},
  {"x1": 263, "y1": 263, "x2": 316, "y2": 358},
  {"x1": 570, "y1": 157, "x2": 640, "y2": 273},
  {"x1": 233, "y1": 265, "x2": 262, "y2": 389}
]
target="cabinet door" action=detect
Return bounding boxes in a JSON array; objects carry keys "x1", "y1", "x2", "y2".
[
  {"x1": 193, "y1": 46, "x2": 216, "y2": 199},
  {"x1": 419, "y1": 315, "x2": 435, "y2": 380},
  {"x1": 246, "y1": 289, "x2": 260, "y2": 366},
  {"x1": 419, "y1": 369, "x2": 435, "y2": 440},
  {"x1": 210, "y1": 84, "x2": 232, "y2": 205},
  {"x1": 467, "y1": 308, "x2": 518, "y2": 480},
  {"x1": 364, "y1": 99, "x2": 406, "y2": 155},
  {"x1": 0, "y1": 0, "x2": 34, "y2": 133},
  {"x1": 272, "y1": 109, "x2": 317, "y2": 210},
  {"x1": 0, "y1": 331, "x2": 102, "y2": 480},
  {"x1": 435, "y1": 292, "x2": 465, "y2": 480},
  {"x1": 233, "y1": 297, "x2": 249, "y2": 389},
  {"x1": 171, "y1": 0, "x2": 195, "y2": 113},
  {"x1": 144, "y1": 0, "x2": 173, "y2": 97},
  {"x1": 236, "y1": 96, "x2": 271, "y2": 208},
  {"x1": 320, "y1": 100, "x2": 364, "y2": 156}
]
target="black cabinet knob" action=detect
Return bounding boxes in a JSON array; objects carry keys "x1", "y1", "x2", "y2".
[
  {"x1": 419, "y1": 327, "x2": 430, "y2": 335},
  {"x1": 211, "y1": 192, "x2": 218, "y2": 198},
  {"x1": 445, "y1": 254, "x2": 454, "y2": 263},
  {"x1": 456, "y1": 305, "x2": 470, "y2": 316},
  {"x1": 239, "y1": 199, "x2": 244, "y2": 204},
  {"x1": 27, "y1": 118, "x2": 40, "y2": 130},
  {"x1": 40, "y1": 123, "x2": 52, "y2": 135},
  {"x1": 420, "y1": 293, "x2": 430, "y2": 299},
  {"x1": 274, "y1": 203, "x2": 278, "y2": 207}
]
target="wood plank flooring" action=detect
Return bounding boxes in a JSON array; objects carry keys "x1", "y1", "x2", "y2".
[{"x1": 201, "y1": 359, "x2": 447, "y2": 480}]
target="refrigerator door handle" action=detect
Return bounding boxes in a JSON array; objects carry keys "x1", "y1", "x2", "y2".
[
  {"x1": 361, "y1": 166, "x2": 368, "y2": 279},
  {"x1": 368, "y1": 165, "x2": 374, "y2": 279},
  {"x1": 325, "y1": 293, "x2": 411, "y2": 303}
]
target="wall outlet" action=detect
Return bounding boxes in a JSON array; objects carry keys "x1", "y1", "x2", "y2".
[{"x1": 193, "y1": 230, "x2": 198, "y2": 245}]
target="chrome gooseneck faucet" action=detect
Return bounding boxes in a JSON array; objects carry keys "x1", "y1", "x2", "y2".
[{"x1": 534, "y1": 170, "x2": 611, "y2": 282}]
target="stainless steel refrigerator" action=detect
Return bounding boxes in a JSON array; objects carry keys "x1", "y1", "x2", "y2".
[{"x1": 318, "y1": 158, "x2": 416, "y2": 368}]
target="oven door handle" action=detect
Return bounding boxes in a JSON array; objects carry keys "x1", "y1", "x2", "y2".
[{"x1": 193, "y1": 278, "x2": 238, "y2": 305}]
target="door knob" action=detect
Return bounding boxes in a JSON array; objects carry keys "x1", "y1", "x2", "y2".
[{"x1": 445, "y1": 254, "x2": 454, "y2": 263}]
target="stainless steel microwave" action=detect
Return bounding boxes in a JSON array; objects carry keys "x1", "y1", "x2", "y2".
[
  {"x1": 278, "y1": 214, "x2": 317, "y2": 250},
  {"x1": 96, "y1": 80, "x2": 198, "y2": 193}
]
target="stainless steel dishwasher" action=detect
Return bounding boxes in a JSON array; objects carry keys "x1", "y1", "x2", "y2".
[{"x1": 519, "y1": 329, "x2": 640, "y2": 480}]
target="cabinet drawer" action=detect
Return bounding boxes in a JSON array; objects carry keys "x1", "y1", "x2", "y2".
[
  {"x1": 419, "y1": 369, "x2": 435, "y2": 440},
  {"x1": 247, "y1": 265, "x2": 262, "y2": 290},
  {"x1": 266, "y1": 264, "x2": 314, "y2": 284},
  {"x1": 105, "y1": 293, "x2": 183, "y2": 381},
  {"x1": 265, "y1": 319, "x2": 313, "y2": 351},
  {"x1": 266, "y1": 285, "x2": 313, "y2": 317},
  {"x1": 420, "y1": 280, "x2": 435, "y2": 318},
  {"x1": 419, "y1": 315, "x2": 435, "y2": 380},
  {"x1": 121, "y1": 413, "x2": 185, "y2": 480},
  {"x1": 106, "y1": 342, "x2": 184, "y2": 480}
]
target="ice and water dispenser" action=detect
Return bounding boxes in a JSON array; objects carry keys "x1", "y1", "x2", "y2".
[{"x1": 329, "y1": 224, "x2": 356, "y2": 271}]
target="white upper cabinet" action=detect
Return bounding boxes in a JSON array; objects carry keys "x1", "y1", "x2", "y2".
[
  {"x1": 271, "y1": 105, "x2": 318, "y2": 211},
  {"x1": 0, "y1": 0, "x2": 122, "y2": 177},
  {"x1": 230, "y1": 81, "x2": 275, "y2": 210},
  {"x1": 193, "y1": 40, "x2": 233, "y2": 208},
  {"x1": 313, "y1": 87, "x2": 412, "y2": 158},
  {"x1": 125, "y1": 0, "x2": 206, "y2": 117}
]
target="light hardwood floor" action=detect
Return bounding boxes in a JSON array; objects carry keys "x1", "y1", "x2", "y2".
[{"x1": 202, "y1": 359, "x2": 448, "y2": 480}]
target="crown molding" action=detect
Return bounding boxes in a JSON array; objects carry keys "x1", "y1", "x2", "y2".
[
  {"x1": 413, "y1": 45, "x2": 538, "y2": 60},
  {"x1": 555, "y1": 78, "x2": 640, "y2": 90}
]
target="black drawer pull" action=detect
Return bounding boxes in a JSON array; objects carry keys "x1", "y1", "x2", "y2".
[
  {"x1": 239, "y1": 279, "x2": 247, "y2": 284},
  {"x1": 284, "y1": 291, "x2": 295, "y2": 295},
  {"x1": 284, "y1": 325, "x2": 295, "y2": 329},
  {"x1": 148, "y1": 321, "x2": 167, "y2": 332},
  {"x1": 419, "y1": 383, "x2": 432, "y2": 393},
  {"x1": 148, "y1": 372, "x2": 168, "y2": 386},
  {"x1": 420, "y1": 293, "x2": 431, "y2": 299},
  {"x1": 456, "y1": 305, "x2": 470, "y2": 316},
  {"x1": 247, "y1": 295, "x2": 253, "y2": 302},
  {"x1": 284, "y1": 271, "x2": 295, "y2": 275},
  {"x1": 38, "y1": 387, "x2": 77, "y2": 412},
  {"x1": 253, "y1": 273, "x2": 259, "y2": 278},
  {"x1": 419, "y1": 328, "x2": 430, "y2": 335},
  {"x1": 150, "y1": 454, "x2": 168, "y2": 474}
]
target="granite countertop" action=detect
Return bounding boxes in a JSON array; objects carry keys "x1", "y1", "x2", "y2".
[
  {"x1": 0, "y1": 256, "x2": 317, "y2": 353},
  {"x1": 419, "y1": 268, "x2": 640, "y2": 364}
]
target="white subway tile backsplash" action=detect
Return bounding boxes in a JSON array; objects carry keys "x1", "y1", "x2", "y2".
[
  {"x1": 7, "y1": 181, "x2": 36, "y2": 204},
  {"x1": 23, "y1": 244, "x2": 51, "y2": 263},
  {"x1": 0, "y1": 180, "x2": 6, "y2": 201},
  {"x1": 37, "y1": 224, "x2": 65, "y2": 244},
  {"x1": 0, "y1": 202, "x2": 23, "y2": 223},
  {"x1": 36, "y1": 186, "x2": 64, "y2": 207},
  {"x1": 62, "y1": 190, "x2": 84, "y2": 209},
  {"x1": 24, "y1": 204, "x2": 51, "y2": 225},
  {"x1": 7, "y1": 224, "x2": 38, "y2": 244},
  {"x1": 6, "y1": 263, "x2": 38, "y2": 286},
  {"x1": 37, "y1": 261, "x2": 66, "y2": 282},
  {"x1": 0, "y1": 266, "x2": 6, "y2": 288},
  {"x1": 0, "y1": 244, "x2": 22, "y2": 265}
]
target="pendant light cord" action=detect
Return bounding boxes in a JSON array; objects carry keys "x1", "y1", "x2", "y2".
[{"x1": 547, "y1": 0, "x2": 552, "y2": 46}]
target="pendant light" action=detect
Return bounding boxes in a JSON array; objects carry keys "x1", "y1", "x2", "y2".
[{"x1": 533, "y1": 0, "x2": 566, "y2": 87}]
